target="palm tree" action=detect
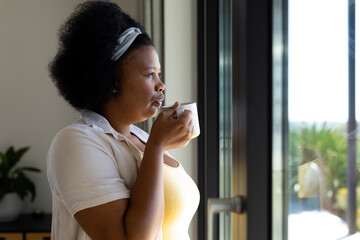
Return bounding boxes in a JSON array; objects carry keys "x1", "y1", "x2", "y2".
[{"x1": 290, "y1": 122, "x2": 347, "y2": 213}]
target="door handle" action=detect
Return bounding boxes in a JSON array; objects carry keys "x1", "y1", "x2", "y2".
[{"x1": 207, "y1": 195, "x2": 245, "y2": 240}]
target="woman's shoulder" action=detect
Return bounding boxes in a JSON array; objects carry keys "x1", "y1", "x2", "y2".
[
  {"x1": 50, "y1": 119, "x2": 108, "y2": 151},
  {"x1": 54, "y1": 120, "x2": 93, "y2": 139},
  {"x1": 47, "y1": 120, "x2": 118, "y2": 164},
  {"x1": 130, "y1": 124, "x2": 149, "y2": 143}
]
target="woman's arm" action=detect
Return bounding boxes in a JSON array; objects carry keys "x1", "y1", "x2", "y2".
[
  {"x1": 74, "y1": 104, "x2": 193, "y2": 240},
  {"x1": 74, "y1": 143, "x2": 164, "y2": 240}
]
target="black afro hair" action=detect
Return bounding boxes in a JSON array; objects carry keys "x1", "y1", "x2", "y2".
[{"x1": 49, "y1": 0, "x2": 153, "y2": 112}]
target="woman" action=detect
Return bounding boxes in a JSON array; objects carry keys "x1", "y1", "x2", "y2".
[{"x1": 46, "y1": 1, "x2": 200, "y2": 240}]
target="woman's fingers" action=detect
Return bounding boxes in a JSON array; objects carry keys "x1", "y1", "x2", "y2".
[
  {"x1": 178, "y1": 110, "x2": 193, "y2": 140},
  {"x1": 159, "y1": 102, "x2": 179, "y2": 120},
  {"x1": 190, "y1": 119, "x2": 195, "y2": 137},
  {"x1": 150, "y1": 102, "x2": 194, "y2": 150},
  {"x1": 172, "y1": 101, "x2": 180, "y2": 110},
  {"x1": 178, "y1": 110, "x2": 192, "y2": 124}
]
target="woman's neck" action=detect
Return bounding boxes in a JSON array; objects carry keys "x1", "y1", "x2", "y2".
[{"x1": 99, "y1": 103, "x2": 132, "y2": 137}]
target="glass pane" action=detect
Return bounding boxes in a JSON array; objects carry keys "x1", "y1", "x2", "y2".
[
  {"x1": 273, "y1": 0, "x2": 360, "y2": 239},
  {"x1": 219, "y1": 0, "x2": 232, "y2": 239},
  {"x1": 284, "y1": 0, "x2": 360, "y2": 239},
  {"x1": 272, "y1": 0, "x2": 287, "y2": 239}
]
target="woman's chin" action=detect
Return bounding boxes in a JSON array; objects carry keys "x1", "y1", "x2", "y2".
[
  {"x1": 149, "y1": 109, "x2": 158, "y2": 118},
  {"x1": 143, "y1": 108, "x2": 158, "y2": 120}
]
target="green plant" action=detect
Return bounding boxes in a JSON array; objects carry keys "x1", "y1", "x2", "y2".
[
  {"x1": 289, "y1": 122, "x2": 347, "y2": 212},
  {"x1": 0, "y1": 146, "x2": 41, "y2": 202}
]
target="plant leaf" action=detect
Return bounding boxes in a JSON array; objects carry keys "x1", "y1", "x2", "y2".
[
  {"x1": 7, "y1": 146, "x2": 30, "y2": 172},
  {"x1": 12, "y1": 172, "x2": 26, "y2": 200},
  {"x1": 22, "y1": 174, "x2": 36, "y2": 202},
  {"x1": 0, "y1": 152, "x2": 9, "y2": 178},
  {"x1": 5, "y1": 146, "x2": 15, "y2": 159},
  {"x1": 12, "y1": 171, "x2": 37, "y2": 202},
  {"x1": 12, "y1": 172, "x2": 37, "y2": 201},
  {"x1": 0, "y1": 146, "x2": 39, "y2": 202},
  {"x1": 13, "y1": 167, "x2": 41, "y2": 174}
]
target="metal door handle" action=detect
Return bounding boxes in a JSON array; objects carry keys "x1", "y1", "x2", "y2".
[{"x1": 207, "y1": 195, "x2": 245, "y2": 240}]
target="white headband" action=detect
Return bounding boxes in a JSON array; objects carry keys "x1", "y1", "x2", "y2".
[{"x1": 111, "y1": 27, "x2": 142, "y2": 61}]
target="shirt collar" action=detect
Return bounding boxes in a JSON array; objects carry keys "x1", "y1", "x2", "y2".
[{"x1": 80, "y1": 110, "x2": 149, "y2": 142}]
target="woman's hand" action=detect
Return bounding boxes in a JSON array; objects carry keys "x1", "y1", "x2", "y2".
[{"x1": 148, "y1": 101, "x2": 194, "y2": 151}]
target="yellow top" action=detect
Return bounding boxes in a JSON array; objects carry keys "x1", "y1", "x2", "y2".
[{"x1": 162, "y1": 160, "x2": 200, "y2": 240}]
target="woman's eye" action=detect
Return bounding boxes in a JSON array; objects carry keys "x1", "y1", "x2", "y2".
[
  {"x1": 146, "y1": 73, "x2": 154, "y2": 78},
  {"x1": 146, "y1": 72, "x2": 161, "y2": 78}
]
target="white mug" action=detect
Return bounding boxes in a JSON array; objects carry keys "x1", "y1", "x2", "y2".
[{"x1": 161, "y1": 102, "x2": 200, "y2": 139}]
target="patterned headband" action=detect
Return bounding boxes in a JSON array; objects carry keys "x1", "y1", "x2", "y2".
[{"x1": 111, "y1": 27, "x2": 142, "y2": 61}]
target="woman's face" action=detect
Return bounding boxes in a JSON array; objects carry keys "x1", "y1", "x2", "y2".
[{"x1": 114, "y1": 46, "x2": 165, "y2": 123}]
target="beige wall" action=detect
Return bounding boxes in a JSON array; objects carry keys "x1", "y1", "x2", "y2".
[
  {"x1": 0, "y1": 0, "x2": 80, "y2": 214},
  {"x1": 0, "y1": 0, "x2": 143, "y2": 214},
  {"x1": 164, "y1": 0, "x2": 198, "y2": 239}
]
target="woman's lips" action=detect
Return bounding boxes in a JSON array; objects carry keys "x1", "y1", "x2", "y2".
[
  {"x1": 154, "y1": 101, "x2": 163, "y2": 107},
  {"x1": 152, "y1": 95, "x2": 164, "y2": 108},
  {"x1": 153, "y1": 100, "x2": 163, "y2": 108}
]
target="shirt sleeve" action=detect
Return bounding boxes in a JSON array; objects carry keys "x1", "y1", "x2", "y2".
[{"x1": 47, "y1": 126, "x2": 130, "y2": 216}]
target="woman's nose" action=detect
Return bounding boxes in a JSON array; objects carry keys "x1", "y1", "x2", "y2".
[{"x1": 156, "y1": 79, "x2": 165, "y2": 92}]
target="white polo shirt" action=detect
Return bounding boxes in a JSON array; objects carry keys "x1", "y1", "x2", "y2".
[{"x1": 46, "y1": 110, "x2": 161, "y2": 240}]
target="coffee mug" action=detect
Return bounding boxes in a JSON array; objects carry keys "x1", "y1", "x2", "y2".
[{"x1": 161, "y1": 102, "x2": 200, "y2": 139}]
